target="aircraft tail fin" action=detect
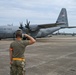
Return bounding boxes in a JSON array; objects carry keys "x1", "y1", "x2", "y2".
[{"x1": 56, "y1": 8, "x2": 68, "y2": 27}]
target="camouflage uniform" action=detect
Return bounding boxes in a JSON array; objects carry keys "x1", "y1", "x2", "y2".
[{"x1": 10, "y1": 40, "x2": 29, "y2": 75}]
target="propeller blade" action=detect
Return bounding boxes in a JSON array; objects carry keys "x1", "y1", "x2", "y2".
[
  {"x1": 25, "y1": 19, "x2": 30, "y2": 29},
  {"x1": 19, "y1": 22, "x2": 23, "y2": 29}
]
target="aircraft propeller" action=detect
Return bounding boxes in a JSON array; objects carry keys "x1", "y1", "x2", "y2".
[
  {"x1": 25, "y1": 19, "x2": 30, "y2": 30},
  {"x1": 19, "y1": 22, "x2": 23, "y2": 29},
  {"x1": 19, "y1": 20, "x2": 31, "y2": 34}
]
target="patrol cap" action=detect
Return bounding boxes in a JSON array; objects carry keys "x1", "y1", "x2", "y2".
[{"x1": 16, "y1": 29, "x2": 22, "y2": 38}]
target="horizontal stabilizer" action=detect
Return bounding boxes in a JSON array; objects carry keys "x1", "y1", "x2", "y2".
[{"x1": 61, "y1": 26, "x2": 76, "y2": 28}]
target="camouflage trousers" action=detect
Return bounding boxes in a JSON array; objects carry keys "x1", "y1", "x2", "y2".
[{"x1": 10, "y1": 60, "x2": 26, "y2": 75}]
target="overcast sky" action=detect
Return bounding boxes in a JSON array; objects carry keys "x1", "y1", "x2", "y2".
[{"x1": 0, "y1": 0, "x2": 76, "y2": 33}]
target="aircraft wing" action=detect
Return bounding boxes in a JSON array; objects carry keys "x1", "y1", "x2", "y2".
[
  {"x1": 61, "y1": 26, "x2": 76, "y2": 28},
  {"x1": 38, "y1": 23, "x2": 64, "y2": 28}
]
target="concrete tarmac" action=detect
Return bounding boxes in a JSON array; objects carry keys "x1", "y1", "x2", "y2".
[{"x1": 0, "y1": 35, "x2": 76, "y2": 75}]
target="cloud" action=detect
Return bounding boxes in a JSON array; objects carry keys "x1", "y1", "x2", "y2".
[{"x1": 0, "y1": 0, "x2": 76, "y2": 26}]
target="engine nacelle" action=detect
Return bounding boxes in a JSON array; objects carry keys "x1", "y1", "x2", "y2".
[{"x1": 29, "y1": 25, "x2": 39, "y2": 32}]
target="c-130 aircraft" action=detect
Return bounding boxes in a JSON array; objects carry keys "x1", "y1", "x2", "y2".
[{"x1": 0, "y1": 8, "x2": 75, "y2": 40}]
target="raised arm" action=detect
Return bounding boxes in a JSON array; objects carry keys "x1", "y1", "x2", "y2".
[{"x1": 24, "y1": 34, "x2": 36, "y2": 44}]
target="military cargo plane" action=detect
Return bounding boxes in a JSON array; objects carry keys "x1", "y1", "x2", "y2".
[{"x1": 0, "y1": 8, "x2": 76, "y2": 40}]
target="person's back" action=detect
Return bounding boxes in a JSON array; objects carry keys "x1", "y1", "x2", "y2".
[
  {"x1": 9, "y1": 30, "x2": 36, "y2": 75},
  {"x1": 11, "y1": 40, "x2": 30, "y2": 58}
]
